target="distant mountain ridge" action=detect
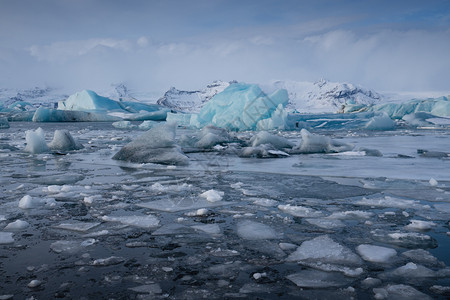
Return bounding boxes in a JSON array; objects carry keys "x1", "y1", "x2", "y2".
[{"x1": 156, "y1": 80, "x2": 234, "y2": 113}]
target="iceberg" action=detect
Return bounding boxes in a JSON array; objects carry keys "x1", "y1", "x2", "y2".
[
  {"x1": 0, "y1": 117, "x2": 10, "y2": 129},
  {"x1": 24, "y1": 127, "x2": 49, "y2": 153},
  {"x1": 365, "y1": 113, "x2": 396, "y2": 130},
  {"x1": 48, "y1": 130, "x2": 84, "y2": 151},
  {"x1": 190, "y1": 83, "x2": 289, "y2": 131},
  {"x1": 293, "y1": 129, "x2": 353, "y2": 154},
  {"x1": 32, "y1": 106, "x2": 120, "y2": 122},
  {"x1": 112, "y1": 122, "x2": 189, "y2": 165}
]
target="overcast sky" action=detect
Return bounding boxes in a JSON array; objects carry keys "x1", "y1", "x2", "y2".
[{"x1": 1, "y1": 0, "x2": 449, "y2": 94}]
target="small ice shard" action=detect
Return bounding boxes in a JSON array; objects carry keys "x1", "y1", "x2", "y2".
[
  {"x1": 0, "y1": 116, "x2": 10, "y2": 129},
  {"x1": 286, "y1": 270, "x2": 354, "y2": 288},
  {"x1": 293, "y1": 129, "x2": 353, "y2": 154},
  {"x1": 129, "y1": 283, "x2": 162, "y2": 294},
  {"x1": 199, "y1": 189, "x2": 224, "y2": 202},
  {"x1": 112, "y1": 122, "x2": 189, "y2": 165},
  {"x1": 24, "y1": 127, "x2": 49, "y2": 153},
  {"x1": 191, "y1": 223, "x2": 221, "y2": 235},
  {"x1": 355, "y1": 196, "x2": 429, "y2": 210},
  {"x1": 185, "y1": 208, "x2": 209, "y2": 216},
  {"x1": 365, "y1": 113, "x2": 395, "y2": 130},
  {"x1": 287, "y1": 235, "x2": 362, "y2": 266},
  {"x1": 101, "y1": 215, "x2": 159, "y2": 228},
  {"x1": 0, "y1": 232, "x2": 14, "y2": 244},
  {"x1": 53, "y1": 222, "x2": 101, "y2": 232},
  {"x1": 361, "y1": 277, "x2": 382, "y2": 289},
  {"x1": 356, "y1": 244, "x2": 397, "y2": 263},
  {"x1": 373, "y1": 284, "x2": 431, "y2": 300},
  {"x1": 91, "y1": 256, "x2": 125, "y2": 266},
  {"x1": 405, "y1": 220, "x2": 436, "y2": 231},
  {"x1": 4, "y1": 220, "x2": 29, "y2": 231},
  {"x1": 279, "y1": 242, "x2": 298, "y2": 251},
  {"x1": 236, "y1": 220, "x2": 278, "y2": 240},
  {"x1": 27, "y1": 279, "x2": 42, "y2": 288},
  {"x1": 429, "y1": 178, "x2": 438, "y2": 186},
  {"x1": 48, "y1": 130, "x2": 83, "y2": 151},
  {"x1": 305, "y1": 218, "x2": 345, "y2": 229},
  {"x1": 278, "y1": 204, "x2": 323, "y2": 218}
]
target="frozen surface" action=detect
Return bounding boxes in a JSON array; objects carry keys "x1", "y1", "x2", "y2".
[{"x1": 0, "y1": 121, "x2": 449, "y2": 299}]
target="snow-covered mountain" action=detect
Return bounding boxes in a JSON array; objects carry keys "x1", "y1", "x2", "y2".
[
  {"x1": 267, "y1": 79, "x2": 383, "y2": 113},
  {"x1": 0, "y1": 87, "x2": 68, "y2": 110},
  {"x1": 156, "y1": 79, "x2": 383, "y2": 114},
  {"x1": 156, "y1": 80, "x2": 234, "y2": 113}
]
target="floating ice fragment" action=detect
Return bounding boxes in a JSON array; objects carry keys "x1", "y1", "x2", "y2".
[
  {"x1": 101, "y1": 215, "x2": 159, "y2": 228},
  {"x1": 199, "y1": 189, "x2": 224, "y2": 202},
  {"x1": 365, "y1": 113, "x2": 395, "y2": 130},
  {"x1": 48, "y1": 130, "x2": 83, "y2": 151},
  {"x1": 112, "y1": 121, "x2": 137, "y2": 129},
  {"x1": 53, "y1": 222, "x2": 101, "y2": 232},
  {"x1": 327, "y1": 210, "x2": 374, "y2": 220},
  {"x1": 0, "y1": 117, "x2": 10, "y2": 129},
  {"x1": 405, "y1": 220, "x2": 436, "y2": 231},
  {"x1": 429, "y1": 178, "x2": 438, "y2": 186},
  {"x1": 401, "y1": 249, "x2": 443, "y2": 267},
  {"x1": 250, "y1": 131, "x2": 294, "y2": 149},
  {"x1": 191, "y1": 223, "x2": 221, "y2": 235},
  {"x1": 356, "y1": 244, "x2": 397, "y2": 263},
  {"x1": 236, "y1": 220, "x2": 278, "y2": 240},
  {"x1": 381, "y1": 262, "x2": 436, "y2": 279},
  {"x1": 279, "y1": 242, "x2": 297, "y2": 251},
  {"x1": 138, "y1": 197, "x2": 233, "y2": 212},
  {"x1": 0, "y1": 232, "x2": 14, "y2": 244},
  {"x1": 373, "y1": 284, "x2": 431, "y2": 300},
  {"x1": 113, "y1": 122, "x2": 188, "y2": 165},
  {"x1": 287, "y1": 235, "x2": 362, "y2": 266},
  {"x1": 185, "y1": 208, "x2": 209, "y2": 216},
  {"x1": 128, "y1": 283, "x2": 162, "y2": 294},
  {"x1": 286, "y1": 270, "x2": 354, "y2": 288},
  {"x1": 24, "y1": 127, "x2": 49, "y2": 153},
  {"x1": 278, "y1": 204, "x2": 323, "y2": 218},
  {"x1": 50, "y1": 239, "x2": 96, "y2": 254},
  {"x1": 19, "y1": 195, "x2": 44, "y2": 209},
  {"x1": 372, "y1": 229, "x2": 437, "y2": 248},
  {"x1": 91, "y1": 256, "x2": 125, "y2": 266},
  {"x1": 27, "y1": 279, "x2": 42, "y2": 288},
  {"x1": 4, "y1": 220, "x2": 29, "y2": 231},
  {"x1": 251, "y1": 198, "x2": 279, "y2": 207},
  {"x1": 294, "y1": 129, "x2": 353, "y2": 154},
  {"x1": 305, "y1": 218, "x2": 345, "y2": 229},
  {"x1": 356, "y1": 196, "x2": 429, "y2": 210}
]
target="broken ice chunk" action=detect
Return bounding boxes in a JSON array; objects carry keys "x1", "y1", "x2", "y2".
[
  {"x1": 287, "y1": 235, "x2": 362, "y2": 266},
  {"x1": 191, "y1": 223, "x2": 221, "y2": 235},
  {"x1": 401, "y1": 249, "x2": 443, "y2": 268},
  {"x1": 373, "y1": 284, "x2": 431, "y2": 300},
  {"x1": 278, "y1": 204, "x2": 323, "y2": 218},
  {"x1": 50, "y1": 239, "x2": 96, "y2": 254},
  {"x1": 429, "y1": 178, "x2": 438, "y2": 186},
  {"x1": 305, "y1": 218, "x2": 345, "y2": 229},
  {"x1": 53, "y1": 222, "x2": 101, "y2": 232},
  {"x1": 0, "y1": 232, "x2": 14, "y2": 244},
  {"x1": 371, "y1": 229, "x2": 438, "y2": 249},
  {"x1": 48, "y1": 130, "x2": 83, "y2": 151},
  {"x1": 380, "y1": 262, "x2": 436, "y2": 279},
  {"x1": 199, "y1": 189, "x2": 224, "y2": 202},
  {"x1": 101, "y1": 215, "x2": 159, "y2": 228},
  {"x1": 356, "y1": 244, "x2": 397, "y2": 263},
  {"x1": 91, "y1": 256, "x2": 125, "y2": 266},
  {"x1": 138, "y1": 197, "x2": 234, "y2": 212},
  {"x1": 405, "y1": 220, "x2": 436, "y2": 231},
  {"x1": 24, "y1": 127, "x2": 49, "y2": 154},
  {"x1": 236, "y1": 220, "x2": 278, "y2": 240},
  {"x1": 294, "y1": 129, "x2": 353, "y2": 154},
  {"x1": 286, "y1": 270, "x2": 354, "y2": 288},
  {"x1": 4, "y1": 220, "x2": 29, "y2": 231}
]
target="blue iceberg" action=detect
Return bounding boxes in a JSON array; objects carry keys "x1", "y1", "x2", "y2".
[
  {"x1": 32, "y1": 90, "x2": 168, "y2": 122},
  {"x1": 190, "y1": 83, "x2": 289, "y2": 131}
]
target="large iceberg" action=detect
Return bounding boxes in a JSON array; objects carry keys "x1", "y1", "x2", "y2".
[
  {"x1": 346, "y1": 96, "x2": 450, "y2": 119},
  {"x1": 31, "y1": 90, "x2": 168, "y2": 122},
  {"x1": 190, "y1": 83, "x2": 289, "y2": 131},
  {"x1": 113, "y1": 122, "x2": 189, "y2": 165}
]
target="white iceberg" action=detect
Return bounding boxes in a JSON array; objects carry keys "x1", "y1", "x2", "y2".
[{"x1": 24, "y1": 127, "x2": 49, "y2": 153}]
